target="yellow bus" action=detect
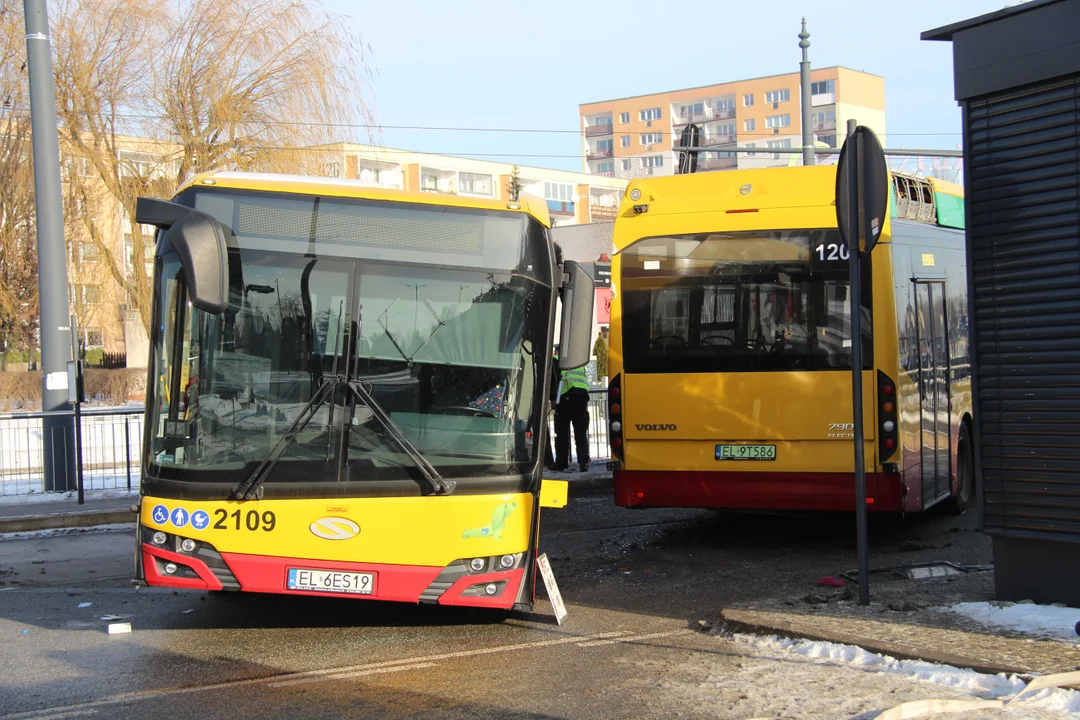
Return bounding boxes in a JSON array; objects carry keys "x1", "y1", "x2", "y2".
[
  {"x1": 131, "y1": 171, "x2": 595, "y2": 610},
  {"x1": 606, "y1": 165, "x2": 972, "y2": 514}
]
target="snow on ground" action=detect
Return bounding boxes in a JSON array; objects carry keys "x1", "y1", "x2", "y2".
[
  {"x1": 947, "y1": 601, "x2": 1080, "y2": 645},
  {"x1": 0, "y1": 523, "x2": 134, "y2": 542},
  {"x1": 734, "y1": 633, "x2": 1080, "y2": 716}
]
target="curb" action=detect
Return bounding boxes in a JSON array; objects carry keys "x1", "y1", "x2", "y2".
[
  {"x1": 0, "y1": 508, "x2": 136, "y2": 534},
  {"x1": 718, "y1": 608, "x2": 1035, "y2": 678},
  {"x1": 567, "y1": 474, "x2": 614, "y2": 498}
]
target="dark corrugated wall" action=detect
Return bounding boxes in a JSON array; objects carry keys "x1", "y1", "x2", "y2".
[{"x1": 967, "y1": 74, "x2": 1080, "y2": 542}]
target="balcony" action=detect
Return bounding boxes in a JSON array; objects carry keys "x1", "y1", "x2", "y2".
[
  {"x1": 701, "y1": 134, "x2": 737, "y2": 147},
  {"x1": 587, "y1": 148, "x2": 614, "y2": 160},
  {"x1": 592, "y1": 170, "x2": 615, "y2": 177},
  {"x1": 814, "y1": 119, "x2": 837, "y2": 132},
  {"x1": 547, "y1": 199, "x2": 576, "y2": 216},
  {"x1": 698, "y1": 157, "x2": 737, "y2": 171},
  {"x1": 590, "y1": 205, "x2": 618, "y2": 220},
  {"x1": 585, "y1": 123, "x2": 613, "y2": 138}
]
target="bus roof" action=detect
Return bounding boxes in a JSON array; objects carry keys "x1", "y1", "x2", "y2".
[
  {"x1": 616, "y1": 165, "x2": 964, "y2": 245},
  {"x1": 174, "y1": 170, "x2": 552, "y2": 227}
]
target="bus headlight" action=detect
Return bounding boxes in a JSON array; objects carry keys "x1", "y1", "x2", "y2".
[
  {"x1": 499, "y1": 554, "x2": 515, "y2": 569},
  {"x1": 164, "y1": 563, "x2": 178, "y2": 575},
  {"x1": 180, "y1": 539, "x2": 197, "y2": 553},
  {"x1": 152, "y1": 531, "x2": 168, "y2": 546},
  {"x1": 469, "y1": 558, "x2": 486, "y2": 572},
  {"x1": 485, "y1": 583, "x2": 498, "y2": 596}
]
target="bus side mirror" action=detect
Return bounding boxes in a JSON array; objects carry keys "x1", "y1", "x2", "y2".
[
  {"x1": 136, "y1": 197, "x2": 229, "y2": 315},
  {"x1": 558, "y1": 260, "x2": 595, "y2": 370}
]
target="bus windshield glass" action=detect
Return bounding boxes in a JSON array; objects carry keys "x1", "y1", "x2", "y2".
[
  {"x1": 147, "y1": 188, "x2": 552, "y2": 493},
  {"x1": 620, "y1": 229, "x2": 871, "y2": 373}
]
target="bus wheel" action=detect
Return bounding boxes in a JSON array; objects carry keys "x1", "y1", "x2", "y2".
[{"x1": 948, "y1": 423, "x2": 974, "y2": 514}]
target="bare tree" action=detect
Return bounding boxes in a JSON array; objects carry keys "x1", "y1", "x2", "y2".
[
  {"x1": 0, "y1": 2, "x2": 39, "y2": 369},
  {"x1": 51, "y1": 0, "x2": 376, "y2": 340}
]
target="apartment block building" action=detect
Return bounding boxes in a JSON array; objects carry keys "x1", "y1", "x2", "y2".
[
  {"x1": 579, "y1": 67, "x2": 885, "y2": 177},
  {"x1": 314, "y1": 144, "x2": 627, "y2": 225}
]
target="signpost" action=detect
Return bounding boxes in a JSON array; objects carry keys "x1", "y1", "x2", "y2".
[
  {"x1": 834, "y1": 123, "x2": 888, "y2": 606},
  {"x1": 677, "y1": 123, "x2": 700, "y2": 175}
]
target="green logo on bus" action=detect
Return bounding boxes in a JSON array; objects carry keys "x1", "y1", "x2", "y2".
[{"x1": 462, "y1": 501, "x2": 517, "y2": 541}]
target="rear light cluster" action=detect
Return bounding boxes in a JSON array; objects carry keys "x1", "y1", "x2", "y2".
[
  {"x1": 608, "y1": 374, "x2": 623, "y2": 460},
  {"x1": 878, "y1": 370, "x2": 899, "y2": 460}
]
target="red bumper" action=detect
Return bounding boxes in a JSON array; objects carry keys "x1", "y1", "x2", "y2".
[
  {"x1": 141, "y1": 544, "x2": 525, "y2": 609},
  {"x1": 614, "y1": 470, "x2": 905, "y2": 512}
]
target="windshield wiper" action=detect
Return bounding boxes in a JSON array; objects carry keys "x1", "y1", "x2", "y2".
[
  {"x1": 345, "y1": 380, "x2": 456, "y2": 495},
  {"x1": 232, "y1": 376, "x2": 340, "y2": 500}
]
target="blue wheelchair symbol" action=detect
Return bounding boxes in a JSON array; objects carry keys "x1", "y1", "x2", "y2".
[
  {"x1": 170, "y1": 507, "x2": 189, "y2": 528},
  {"x1": 191, "y1": 510, "x2": 210, "y2": 531},
  {"x1": 151, "y1": 505, "x2": 169, "y2": 526}
]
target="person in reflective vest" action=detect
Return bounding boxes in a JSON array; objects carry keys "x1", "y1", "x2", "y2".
[{"x1": 553, "y1": 354, "x2": 591, "y2": 472}]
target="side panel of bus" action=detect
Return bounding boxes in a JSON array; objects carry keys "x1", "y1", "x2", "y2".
[{"x1": 889, "y1": 221, "x2": 971, "y2": 512}]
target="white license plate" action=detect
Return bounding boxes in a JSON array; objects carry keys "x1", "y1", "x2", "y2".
[{"x1": 286, "y1": 567, "x2": 375, "y2": 595}]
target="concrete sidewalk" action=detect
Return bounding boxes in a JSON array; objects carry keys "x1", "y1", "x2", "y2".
[
  {"x1": 0, "y1": 496, "x2": 137, "y2": 534},
  {"x1": 718, "y1": 606, "x2": 1080, "y2": 679}
]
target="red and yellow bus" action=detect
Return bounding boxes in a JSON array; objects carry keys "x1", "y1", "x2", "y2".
[
  {"x1": 132, "y1": 171, "x2": 594, "y2": 610},
  {"x1": 606, "y1": 165, "x2": 972, "y2": 514}
]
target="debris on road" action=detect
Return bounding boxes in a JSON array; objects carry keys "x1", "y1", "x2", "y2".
[
  {"x1": 77, "y1": 602, "x2": 92, "y2": 608},
  {"x1": 107, "y1": 622, "x2": 131, "y2": 635},
  {"x1": 99, "y1": 614, "x2": 125, "y2": 621},
  {"x1": 817, "y1": 576, "x2": 844, "y2": 587}
]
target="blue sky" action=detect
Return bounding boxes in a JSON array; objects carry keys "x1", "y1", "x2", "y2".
[{"x1": 325, "y1": 0, "x2": 1010, "y2": 172}]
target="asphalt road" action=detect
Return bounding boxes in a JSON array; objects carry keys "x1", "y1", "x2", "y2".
[{"x1": 0, "y1": 495, "x2": 1016, "y2": 720}]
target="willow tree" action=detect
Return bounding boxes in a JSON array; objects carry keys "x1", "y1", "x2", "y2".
[{"x1": 52, "y1": 0, "x2": 375, "y2": 339}]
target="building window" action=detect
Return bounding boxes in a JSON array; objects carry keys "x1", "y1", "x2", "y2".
[
  {"x1": 714, "y1": 123, "x2": 736, "y2": 137},
  {"x1": 459, "y1": 172, "x2": 493, "y2": 196},
  {"x1": 597, "y1": 162, "x2": 614, "y2": 174},
  {"x1": 765, "y1": 89, "x2": 790, "y2": 104},
  {"x1": 642, "y1": 156, "x2": 663, "y2": 168},
  {"x1": 816, "y1": 135, "x2": 837, "y2": 148},
  {"x1": 765, "y1": 114, "x2": 791, "y2": 129},
  {"x1": 619, "y1": 112, "x2": 630, "y2": 124},
  {"x1": 420, "y1": 173, "x2": 439, "y2": 192},
  {"x1": 620, "y1": 159, "x2": 632, "y2": 171},
  {"x1": 639, "y1": 107, "x2": 662, "y2": 121},
  {"x1": 75, "y1": 284, "x2": 100, "y2": 305},
  {"x1": 620, "y1": 135, "x2": 630, "y2": 148},
  {"x1": 812, "y1": 108, "x2": 836, "y2": 127},
  {"x1": 743, "y1": 94, "x2": 754, "y2": 107},
  {"x1": 544, "y1": 182, "x2": 574, "y2": 203},
  {"x1": 743, "y1": 118, "x2": 755, "y2": 132},
  {"x1": 639, "y1": 133, "x2": 664, "y2": 145},
  {"x1": 83, "y1": 328, "x2": 104, "y2": 348},
  {"x1": 745, "y1": 142, "x2": 757, "y2": 157},
  {"x1": 597, "y1": 139, "x2": 613, "y2": 152},
  {"x1": 767, "y1": 139, "x2": 792, "y2": 159},
  {"x1": 716, "y1": 98, "x2": 736, "y2": 112},
  {"x1": 811, "y1": 79, "x2": 835, "y2": 95},
  {"x1": 78, "y1": 242, "x2": 98, "y2": 263}
]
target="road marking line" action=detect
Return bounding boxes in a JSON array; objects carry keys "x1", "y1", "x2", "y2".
[
  {"x1": 0, "y1": 630, "x2": 628, "y2": 719},
  {"x1": 577, "y1": 630, "x2": 689, "y2": 647},
  {"x1": 268, "y1": 663, "x2": 437, "y2": 688}
]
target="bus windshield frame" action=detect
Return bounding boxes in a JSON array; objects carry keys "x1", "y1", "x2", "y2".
[{"x1": 143, "y1": 187, "x2": 555, "y2": 500}]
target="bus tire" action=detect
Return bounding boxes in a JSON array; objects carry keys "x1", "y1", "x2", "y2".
[{"x1": 947, "y1": 422, "x2": 974, "y2": 515}]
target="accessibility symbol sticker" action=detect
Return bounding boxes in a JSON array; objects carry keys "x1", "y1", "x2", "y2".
[
  {"x1": 151, "y1": 505, "x2": 169, "y2": 526},
  {"x1": 190, "y1": 510, "x2": 210, "y2": 531},
  {"x1": 170, "y1": 507, "x2": 189, "y2": 528}
]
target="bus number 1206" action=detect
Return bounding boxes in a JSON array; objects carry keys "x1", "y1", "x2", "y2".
[{"x1": 815, "y1": 243, "x2": 850, "y2": 261}]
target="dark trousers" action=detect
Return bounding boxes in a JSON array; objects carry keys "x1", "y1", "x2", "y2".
[{"x1": 554, "y1": 390, "x2": 590, "y2": 470}]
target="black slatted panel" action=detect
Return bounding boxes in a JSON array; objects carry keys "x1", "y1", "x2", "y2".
[{"x1": 967, "y1": 74, "x2": 1080, "y2": 541}]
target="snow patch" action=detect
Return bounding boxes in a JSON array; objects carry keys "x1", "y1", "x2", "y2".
[
  {"x1": 0, "y1": 522, "x2": 134, "y2": 542},
  {"x1": 947, "y1": 601, "x2": 1080, "y2": 645},
  {"x1": 737, "y1": 634, "x2": 1080, "y2": 715}
]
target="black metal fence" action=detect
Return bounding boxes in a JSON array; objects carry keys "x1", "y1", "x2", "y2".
[
  {"x1": 0, "y1": 406, "x2": 144, "y2": 498},
  {"x1": 546, "y1": 388, "x2": 611, "y2": 465}
]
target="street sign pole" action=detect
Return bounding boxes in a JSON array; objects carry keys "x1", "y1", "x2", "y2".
[
  {"x1": 845, "y1": 123, "x2": 870, "y2": 606},
  {"x1": 836, "y1": 119, "x2": 887, "y2": 607}
]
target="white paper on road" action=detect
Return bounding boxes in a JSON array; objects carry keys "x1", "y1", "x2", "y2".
[
  {"x1": 107, "y1": 622, "x2": 131, "y2": 635},
  {"x1": 536, "y1": 552, "x2": 567, "y2": 625},
  {"x1": 77, "y1": 602, "x2": 92, "y2": 608}
]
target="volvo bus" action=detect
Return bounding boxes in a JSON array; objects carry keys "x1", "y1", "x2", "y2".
[
  {"x1": 131, "y1": 171, "x2": 594, "y2": 611},
  {"x1": 606, "y1": 165, "x2": 972, "y2": 514}
]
